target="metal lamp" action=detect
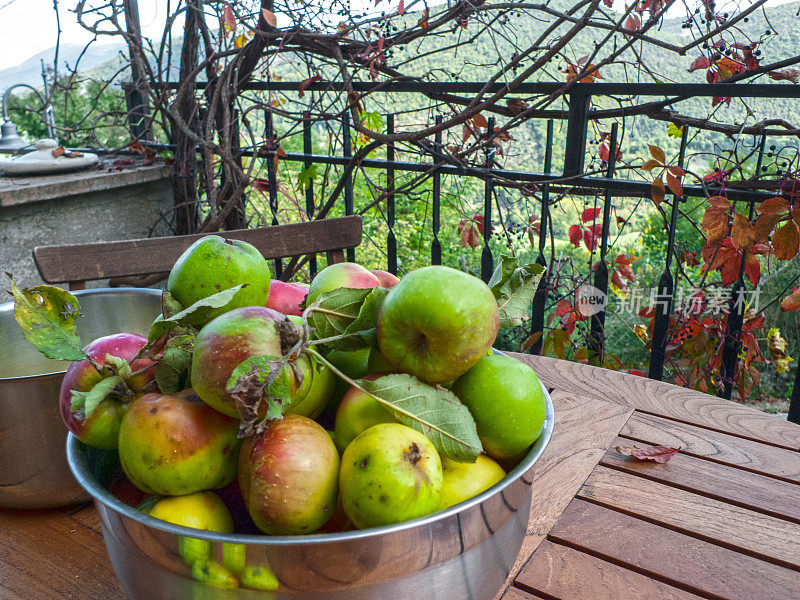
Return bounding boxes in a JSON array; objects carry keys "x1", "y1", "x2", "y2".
[{"x1": 0, "y1": 83, "x2": 58, "y2": 153}]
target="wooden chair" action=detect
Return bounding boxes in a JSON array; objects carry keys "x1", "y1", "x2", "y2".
[{"x1": 33, "y1": 215, "x2": 363, "y2": 289}]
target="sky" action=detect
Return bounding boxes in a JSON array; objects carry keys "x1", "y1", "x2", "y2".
[{"x1": 0, "y1": 0, "x2": 796, "y2": 72}]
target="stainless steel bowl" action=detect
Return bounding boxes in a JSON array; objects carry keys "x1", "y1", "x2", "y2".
[
  {"x1": 0, "y1": 287, "x2": 162, "y2": 509},
  {"x1": 66, "y1": 386, "x2": 553, "y2": 600}
]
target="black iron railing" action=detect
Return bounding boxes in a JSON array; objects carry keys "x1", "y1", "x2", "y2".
[{"x1": 138, "y1": 80, "x2": 800, "y2": 421}]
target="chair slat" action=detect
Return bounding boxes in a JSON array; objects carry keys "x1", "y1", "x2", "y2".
[{"x1": 33, "y1": 216, "x2": 362, "y2": 285}]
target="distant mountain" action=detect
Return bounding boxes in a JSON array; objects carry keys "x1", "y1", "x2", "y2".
[{"x1": 0, "y1": 42, "x2": 126, "y2": 89}]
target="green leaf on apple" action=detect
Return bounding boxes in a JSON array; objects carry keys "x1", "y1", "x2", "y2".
[
  {"x1": 488, "y1": 256, "x2": 546, "y2": 328},
  {"x1": 105, "y1": 354, "x2": 133, "y2": 379},
  {"x1": 306, "y1": 286, "x2": 387, "y2": 351},
  {"x1": 70, "y1": 375, "x2": 124, "y2": 419},
  {"x1": 7, "y1": 277, "x2": 88, "y2": 362},
  {"x1": 155, "y1": 346, "x2": 193, "y2": 394},
  {"x1": 355, "y1": 373, "x2": 483, "y2": 462},
  {"x1": 161, "y1": 289, "x2": 185, "y2": 319},
  {"x1": 226, "y1": 355, "x2": 293, "y2": 437},
  {"x1": 148, "y1": 285, "x2": 246, "y2": 342}
]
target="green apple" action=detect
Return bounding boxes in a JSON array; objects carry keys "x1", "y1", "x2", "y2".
[
  {"x1": 339, "y1": 423, "x2": 443, "y2": 529},
  {"x1": 167, "y1": 235, "x2": 272, "y2": 323},
  {"x1": 452, "y1": 354, "x2": 547, "y2": 461},
  {"x1": 286, "y1": 353, "x2": 335, "y2": 419},
  {"x1": 332, "y1": 375, "x2": 395, "y2": 453},
  {"x1": 306, "y1": 262, "x2": 380, "y2": 306},
  {"x1": 366, "y1": 347, "x2": 395, "y2": 374},
  {"x1": 324, "y1": 347, "x2": 371, "y2": 412},
  {"x1": 439, "y1": 455, "x2": 506, "y2": 509},
  {"x1": 377, "y1": 265, "x2": 499, "y2": 384}
]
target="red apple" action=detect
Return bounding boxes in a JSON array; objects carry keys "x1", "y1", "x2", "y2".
[
  {"x1": 377, "y1": 265, "x2": 499, "y2": 384},
  {"x1": 266, "y1": 280, "x2": 308, "y2": 316},
  {"x1": 117, "y1": 389, "x2": 241, "y2": 495},
  {"x1": 59, "y1": 333, "x2": 156, "y2": 449},
  {"x1": 239, "y1": 414, "x2": 340, "y2": 534},
  {"x1": 306, "y1": 262, "x2": 380, "y2": 306},
  {"x1": 371, "y1": 269, "x2": 400, "y2": 288},
  {"x1": 191, "y1": 307, "x2": 294, "y2": 418}
]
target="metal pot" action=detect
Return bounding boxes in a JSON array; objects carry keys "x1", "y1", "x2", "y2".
[
  {"x1": 66, "y1": 386, "x2": 553, "y2": 600},
  {"x1": 0, "y1": 287, "x2": 162, "y2": 509}
]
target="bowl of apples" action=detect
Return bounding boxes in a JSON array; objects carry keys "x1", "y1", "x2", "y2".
[{"x1": 11, "y1": 236, "x2": 553, "y2": 598}]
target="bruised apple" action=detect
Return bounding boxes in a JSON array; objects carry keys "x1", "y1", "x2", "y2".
[
  {"x1": 339, "y1": 423, "x2": 443, "y2": 529},
  {"x1": 191, "y1": 307, "x2": 294, "y2": 418},
  {"x1": 118, "y1": 389, "x2": 240, "y2": 495},
  {"x1": 239, "y1": 415, "x2": 340, "y2": 534},
  {"x1": 60, "y1": 333, "x2": 156, "y2": 449},
  {"x1": 370, "y1": 270, "x2": 399, "y2": 288}
]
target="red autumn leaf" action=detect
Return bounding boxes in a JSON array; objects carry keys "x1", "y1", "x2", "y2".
[
  {"x1": 648, "y1": 144, "x2": 666, "y2": 164},
  {"x1": 642, "y1": 158, "x2": 662, "y2": 172},
  {"x1": 602, "y1": 0, "x2": 612, "y2": 6},
  {"x1": 731, "y1": 213, "x2": 756, "y2": 250},
  {"x1": 666, "y1": 171, "x2": 683, "y2": 197},
  {"x1": 471, "y1": 113, "x2": 489, "y2": 129},
  {"x1": 616, "y1": 216, "x2": 627, "y2": 226},
  {"x1": 568, "y1": 224, "x2": 582, "y2": 247},
  {"x1": 599, "y1": 137, "x2": 622, "y2": 164},
  {"x1": 298, "y1": 75, "x2": 322, "y2": 98},
  {"x1": 261, "y1": 8, "x2": 277, "y2": 27},
  {"x1": 719, "y1": 249, "x2": 743, "y2": 286},
  {"x1": 689, "y1": 55, "x2": 711, "y2": 72},
  {"x1": 744, "y1": 53, "x2": 759, "y2": 71},
  {"x1": 627, "y1": 369, "x2": 647, "y2": 377},
  {"x1": 616, "y1": 445, "x2": 680, "y2": 464},
  {"x1": 583, "y1": 228, "x2": 599, "y2": 251},
  {"x1": 758, "y1": 196, "x2": 791, "y2": 216},
  {"x1": 555, "y1": 299, "x2": 572, "y2": 317},
  {"x1": 460, "y1": 224, "x2": 481, "y2": 250},
  {"x1": 611, "y1": 269, "x2": 625, "y2": 290},
  {"x1": 582, "y1": 207, "x2": 602, "y2": 222},
  {"x1": 712, "y1": 96, "x2": 731, "y2": 107},
  {"x1": 780, "y1": 289, "x2": 800, "y2": 312},
  {"x1": 615, "y1": 254, "x2": 637, "y2": 267},
  {"x1": 638, "y1": 306, "x2": 656, "y2": 318},
  {"x1": 667, "y1": 165, "x2": 686, "y2": 177},
  {"x1": 769, "y1": 68, "x2": 800, "y2": 84},
  {"x1": 418, "y1": 8, "x2": 429, "y2": 29},
  {"x1": 651, "y1": 174, "x2": 665, "y2": 206},
  {"x1": 52, "y1": 146, "x2": 65, "y2": 158},
  {"x1": 744, "y1": 254, "x2": 760, "y2": 286},
  {"x1": 702, "y1": 204, "x2": 729, "y2": 242},
  {"x1": 397, "y1": 0, "x2": 405, "y2": 14},
  {"x1": 624, "y1": 14, "x2": 641, "y2": 32},
  {"x1": 222, "y1": 3, "x2": 236, "y2": 34},
  {"x1": 773, "y1": 220, "x2": 800, "y2": 260}
]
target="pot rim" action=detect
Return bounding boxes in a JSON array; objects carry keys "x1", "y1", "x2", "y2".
[
  {"x1": 0, "y1": 287, "x2": 162, "y2": 381},
  {"x1": 66, "y1": 382, "x2": 554, "y2": 546}
]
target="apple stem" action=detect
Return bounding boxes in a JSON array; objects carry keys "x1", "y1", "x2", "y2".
[{"x1": 308, "y1": 330, "x2": 371, "y2": 347}]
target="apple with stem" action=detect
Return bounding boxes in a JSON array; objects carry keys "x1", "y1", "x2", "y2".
[{"x1": 377, "y1": 265, "x2": 499, "y2": 384}]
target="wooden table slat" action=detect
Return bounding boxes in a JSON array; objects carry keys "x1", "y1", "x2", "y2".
[
  {"x1": 621, "y1": 412, "x2": 800, "y2": 483},
  {"x1": 578, "y1": 466, "x2": 800, "y2": 569},
  {"x1": 492, "y1": 390, "x2": 634, "y2": 600},
  {"x1": 512, "y1": 353, "x2": 800, "y2": 451},
  {"x1": 602, "y1": 437, "x2": 800, "y2": 523},
  {"x1": 548, "y1": 498, "x2": 800, "y2": 600},
  {"x1": 516, "y1": 540, "x2": 706, "y2": 600}
]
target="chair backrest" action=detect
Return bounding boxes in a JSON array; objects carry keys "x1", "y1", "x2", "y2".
[{"x1": 33, "y1": 215, "x2": 363, "y2": 289}]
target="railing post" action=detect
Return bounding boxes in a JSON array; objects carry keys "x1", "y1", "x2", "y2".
[
  {"x1": 264, "y1": 110, "x2": 282, "y2": 279},
  {"x1": 481, "y1": 117, "x2": 495, "y2": 282},
  {"x1": 789, "y1": 365, "x2": 800, "y2": 424},
  {"x1": 530, "y1": 120, "x2": 554, "y2": 355},
  {"x1": 563, "y1": 91, "x2": 589, "y2": 178},
  {"x1": 432, "y1": 115, "x2": 443, "y2": 265},
  {"x1": 342, "y1": 112, "x2": 355, "y2": 263},
  {"x1": 587, "y1": 123, "x2": 619, "y2": 364},
  {"x1": 719, "y1": 134, "x2": 766, "y2": 399},
  {"x1": 649, "y1": 126, "x2": 690, "y2": 380},
  {"x1": 386, "y1": 114, "x2": 397, "y2": 275},
  {"x1": 303, "y1": 111, "x2": 317, "y2": 277}
]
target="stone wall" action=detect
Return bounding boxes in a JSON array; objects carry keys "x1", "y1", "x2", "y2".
[{"x1": 0, "y1": 163, "x2": 174, "y2": 288}]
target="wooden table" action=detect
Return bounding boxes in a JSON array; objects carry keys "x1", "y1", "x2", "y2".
[{"x1": 2, "y1": 354, "x2": 799, "y2": 600}]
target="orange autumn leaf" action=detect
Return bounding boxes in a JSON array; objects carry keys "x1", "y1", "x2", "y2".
[
  {"x1": 730, "y1": 213, "x2": 756, "y2": 249},
  {"x1": 769, "y1": 68, "x2": 800, "y2": 84},
  {"x1": 222, "y1": 3, "x2": 236, "y2": 35},
  {"x1": 772, "y1": 219, "x2": 800, "y2": 260},
  {"x1": 648, "y1": 144, "x2": 666, "y2": 164},
  {"x1": 261, "y1": 8, "x2": 277, "y2": 27},
  {"x1": 666, "y1": 171, "x2": 683, "y2": 197},
  {"x1": 651, "y1": 174, "x2": 665, "y2": 206},
  {"x1": 781, "y1": 290, "x2": 800, "y2": 312},
  {"x1": 758, "y1": 196, "x2": 790, "y2": 216}
]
